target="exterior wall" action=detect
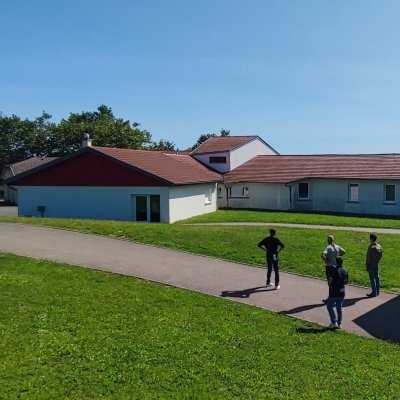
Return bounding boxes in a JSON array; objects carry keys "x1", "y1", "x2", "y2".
[
  {"x1": 192, "y1": 152, "x2": 230, "y2": 173},
  {"x1": 1, "y1": 168, "x2": 18, "y2": 204},
  {"x1": 292, "y1": 179, "x2": 400, "y2": 216},
  {"x1": 169, "y1": 183, "x2": 218, "y2": 223},
  {"x1": 217, "y1": 182, "x2": 290, "y2": 210},
  {"x1": 17, "y1": 186, "x2": 170, "y2": 223},
  {"x1": 230, "y1": 139, "x2": 277, "y2": 170}
]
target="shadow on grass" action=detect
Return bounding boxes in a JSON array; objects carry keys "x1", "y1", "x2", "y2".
[
  {"x1": 221, "y1": 286, "x2": 275, "y2": 299},
  {"x1": 296, "y1": 326, "x2": 331, "y2": 334}
]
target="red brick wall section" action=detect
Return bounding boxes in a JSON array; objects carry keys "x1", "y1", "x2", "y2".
[{"x1": 13, "y1": 152, "x2": 168, "y2": 186}]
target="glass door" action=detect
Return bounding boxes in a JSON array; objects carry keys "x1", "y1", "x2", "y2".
[
  {"x1": 134, "y1": 195, "x2": 161, "y2": 222},
  {"x1": 135, "y1": 196, "x2": 148, "y2": 222}
]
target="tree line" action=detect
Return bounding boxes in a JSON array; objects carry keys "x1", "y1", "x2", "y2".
[{"x1": 0, "y1": 105, "x2": 229, "y2": 169}]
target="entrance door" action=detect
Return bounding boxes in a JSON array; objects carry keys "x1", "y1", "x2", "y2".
[
  {"x1": 135, "y1": 196, "x2": 148, "y2": 221},
  {"x1": 134, "y1": 195, "x2": 161, "y2": 222}
]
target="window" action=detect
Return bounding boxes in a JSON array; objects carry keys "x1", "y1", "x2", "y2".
[
  {"x1": 298, "y1": 182, "x2": 309, "y2": 199},
  {"x1": 205, "y1": 188, "x2": 213, "y2": 204},
  {"x1": 228, "y1": 186, "x2": 249, "y2": 198},
  {"x1": 385, "y1": 184, "x2": 396, "y2": 202},
  {"x1": 218, "y1": 186, "x2": 223, "y2": 198},
  {"x1": 348, "y1": 184, "x2": 359, "y2": 202},
  {"x1": 209, "y1": 156, "x2": 226, "y2": 164}
]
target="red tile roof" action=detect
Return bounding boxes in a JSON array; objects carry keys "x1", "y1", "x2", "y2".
[
  {"x1": 10, "y1": 157, "x2": 57, "y2": 176},
  {"x1": 224, "y1": 154, "x2": 400, "y2": 183},
  {"x1": 191, "y1": 136, "x2": 259, "y2": 154},
  {"x1": 93, "y1": 147, "x2": 222, "y2": 185}
]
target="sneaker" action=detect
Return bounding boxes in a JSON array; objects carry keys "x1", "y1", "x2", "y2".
[
  {"x1": 337, "y1": 324, "x2": 341, "y2": 329},
  {"x1": 266, "y1": 282, "x2": 273, "y2": 287},
  {"x1": 328, "y1": 322, "x2": 338, "y2": 329},
  {"x1": 275, "y1": 285, "x2": 280, "y2": 290},
  {"x1": 366, "y1": 292, "x2": 377, "y2": 298}
]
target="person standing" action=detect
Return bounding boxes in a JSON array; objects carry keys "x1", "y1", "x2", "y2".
[
  {"x1": 366, "y1": 233, "x2": 383, "y2": 297},
  {"x1": 326, "y1": 257, "x2": 349, "y2": 329},
  {"x1": 258, "y1": 229, "x2": 285, "y2": 289},
  {"x1": 321, "y1": 235, "x2": 346, "y2": 303}
]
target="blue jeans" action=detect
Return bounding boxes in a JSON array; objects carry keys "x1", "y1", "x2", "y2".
[
  {"x1": 327, "y1": 296, "x2": 344, "y2": 325},
  {"x1": 368, "y1": 268, "x2": 380, "y2": 295}
]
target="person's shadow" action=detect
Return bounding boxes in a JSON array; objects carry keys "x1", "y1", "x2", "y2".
[
  {"x1": 221, "y1": 286, "x2": 275, "y2": 299},
  {"x1": 281, "y1": 296, "x2": 369, "y2": 315}
]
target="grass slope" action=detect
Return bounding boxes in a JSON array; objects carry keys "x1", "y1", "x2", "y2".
[
  {"x1": 181, "y1": 209, "x2": 400, "y2": 229},
  {"x1": 1, "y1": 217, "x2": 399, "y2": 292},
  {"x1": 1, "y1": 254, "x2": 400, "y2": 399}
]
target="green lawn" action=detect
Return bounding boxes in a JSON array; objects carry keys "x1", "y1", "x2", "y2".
[
  {"x1": 181, "y1": 209, "x2": 400, "y2": 229},
  {"x1": 1, "y1": 253, "x2": 400, "y2": 399},
  {"x1": 1, "y1": 216, "x2": 399, "y2": 292}
]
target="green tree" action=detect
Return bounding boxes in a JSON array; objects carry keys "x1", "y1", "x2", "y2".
[
  {"x1": 0, "y1": 112, "x2": 55, "y2": 169},
  {"x1": 191, "y1": 129, "x2": 230, "y2": 150},
  {"x1": 48, "y1": 105, "x2": 152, "y2": 156},
  {"x1": 147, "y1": 139, "x2": 176, "y2": 151}
]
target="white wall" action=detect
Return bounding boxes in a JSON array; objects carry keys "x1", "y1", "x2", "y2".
[
  {"x1": 192, "y1": 152, "x2": 230, "y2": 173},
  {"x1": 17, "y1": 186, "x2": 170, "y2": 222},
  {"x1": 230, "y1": 138, "x2": 277, "y2": 170},
  {"x1": 169, "y1": 183, "x2": 217, "y2": 223},
  {"x1": 292, "y1": 179, "x2": 400, "y2": 216},
  {"x1": 217, "y1": 182, "x2": 290, "y2": 210}
]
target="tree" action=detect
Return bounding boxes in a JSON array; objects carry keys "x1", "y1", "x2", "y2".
[
  {"x1": 47, "y1": 105, "x2": 152, "y2": 156},
  {"x1": 191, "y1": 129, "x2": 230, "y2": 150},
  {"x1": 147, "y1": 139, "x2": 175, "y2": 151},
  {"x1": 0, "y1": 112, "x2": 55, "y2": 169}
]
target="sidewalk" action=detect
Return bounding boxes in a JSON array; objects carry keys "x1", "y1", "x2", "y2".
[{"x1": 1, "y1": 222, "x2": 399, "y2": 343}]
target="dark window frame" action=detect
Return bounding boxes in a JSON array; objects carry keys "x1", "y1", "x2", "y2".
[
  {"x1": 298, "y1": 182, "x2": 309, "y2": 199},
  {"x1": 209, "y1": 156, "x2": 226, "y2": 164}
]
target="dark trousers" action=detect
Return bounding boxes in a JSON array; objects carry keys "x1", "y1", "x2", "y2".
[{"x1": 266, "y1": 255, "x2": 279, "y2": 286}]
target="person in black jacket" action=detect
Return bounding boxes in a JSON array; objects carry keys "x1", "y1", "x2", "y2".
[{"x1": 258, "y1": 229, "x2": 285, "y2": 289}]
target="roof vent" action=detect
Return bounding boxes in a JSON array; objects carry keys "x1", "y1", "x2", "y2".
[{"x1": 82, "y1": 133, "x2": 92, "y2": 148}]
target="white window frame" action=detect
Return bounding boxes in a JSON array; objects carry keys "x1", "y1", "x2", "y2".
[
  {"x1": 348, "y1": 183, "x2": 359, "y2": 202},
  {"x1": 242, "y1": 187, "x2": 249, "y2": 197},
  {"x1": 298, "y1": 182, "x2": 309, "y2": 200},
  {"x1": 384, "y1": 184, "x2": 396, "y2": 203}
]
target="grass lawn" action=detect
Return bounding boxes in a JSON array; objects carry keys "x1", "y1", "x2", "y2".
[
  {"x1": 1, "y1": 253, "x2": 400, "y2": 399},
  {"x1": 1, "y1": 216, "x2": 399, "y2": 292},
  {"x1": 181, "y1": 209, "x2": 400, "y2": 229}
]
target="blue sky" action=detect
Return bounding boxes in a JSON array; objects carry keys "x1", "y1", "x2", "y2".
[{"x1": 1, "y1": 1, "x2": 400, "y2": 153}]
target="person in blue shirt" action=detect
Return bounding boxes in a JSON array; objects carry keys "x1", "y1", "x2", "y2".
[
  {"x1": 326, "y1": 257, "x2": 349, "y2": 329},
  {"x1": 258, "y1": 229, "x2": 285, "y2": 289}
]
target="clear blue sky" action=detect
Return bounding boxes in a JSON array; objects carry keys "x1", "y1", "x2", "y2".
[{"x1": 1, "y1": 1, "x2": 400, "y2": 153}]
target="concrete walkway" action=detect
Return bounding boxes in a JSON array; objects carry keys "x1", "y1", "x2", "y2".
[
  {"x1": 1, "y1": 222, "x2": 399, "y2": 343},
  {"x1": 188, "y1": 222, "x2": 400, "y2": 235}
]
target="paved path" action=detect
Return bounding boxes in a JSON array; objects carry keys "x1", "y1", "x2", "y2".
[
  {"x1": 188, "y1": 222, "x2": 400, "y2": 234},
  {"x1": 1, "y1": 222, "x2": 399, "y2": 343}
]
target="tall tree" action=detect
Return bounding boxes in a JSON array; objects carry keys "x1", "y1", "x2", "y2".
[
  {"x1": 191, "y1": 129, "x2": 230, "y2": 150},
  {"x1": 47, "y1": 105, "x2": 152, "y2": 156},
  {"x1": 0, "y1": 112, "x2": 55, "y2": 169},
  {"x1": 147, "y1": 139, "x2": 175, "y2": 151}
]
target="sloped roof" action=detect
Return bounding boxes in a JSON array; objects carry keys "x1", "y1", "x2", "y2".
[
  {"x1": 9, "y1": 157, "x2": 57, "y2": 176},
  {"x1": 93, "y1": 147, "x2": 222, "y2": 185},
  {"x1": 191, "y1": 136, "x2": 259, "y2": 155},
  {"x1": 224, "y1": 154, "x2": 400, "y2": 183}
]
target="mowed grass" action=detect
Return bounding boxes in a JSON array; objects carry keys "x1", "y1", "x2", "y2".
[
  {"x1": 1, "y1": 253, "x2": 400, "y2": 399},
  {"x1": 1, "y1": 216, "x2": 399, "y2": 292},
  {"x1": 181, "y1": 209, "x2": 400, "y2": 229}
]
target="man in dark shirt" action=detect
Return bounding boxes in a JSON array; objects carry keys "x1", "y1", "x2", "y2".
[
  {"x1": 258, "y1": 229, "x2": 285, "y2": 289},
  {"x1": 326, "y1": 258, "x2": 349, "y2": 329}
]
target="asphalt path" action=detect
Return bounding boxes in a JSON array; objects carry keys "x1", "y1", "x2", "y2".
[{"x1": 1, "y1": 222, "x2": 399, "y2": 343}]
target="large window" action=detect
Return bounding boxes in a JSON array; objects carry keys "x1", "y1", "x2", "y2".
[
  {"x1": 298, "y1": 182, "x2": 309, "y2": 199},
  {"x1": 348, "y1": 184, "x2": 359, "y2": 202},
  {"x1": 134, "y1": 195, "x2": 160, "y2": 222},
  {"x1": 228, "y1": 186, "x2": 250, "y2": 198},
  {"x1": 385, "y1": 184, "x2": 396, "y2": 202},
  {"x1": 209, "y1": 156, "x2": 226, "y2": 164}
]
